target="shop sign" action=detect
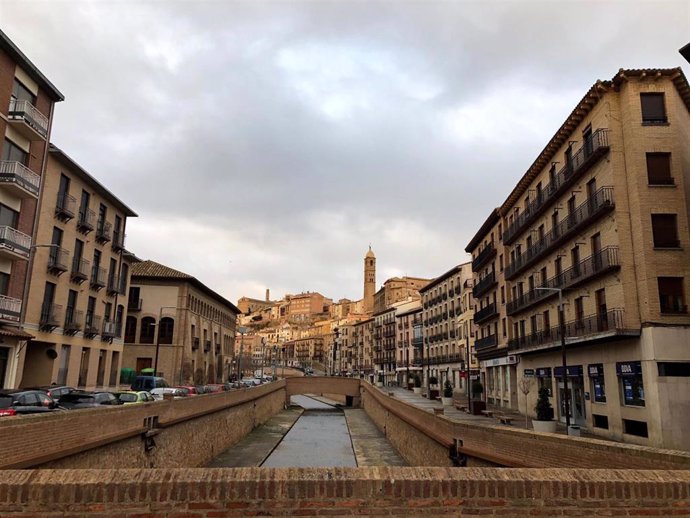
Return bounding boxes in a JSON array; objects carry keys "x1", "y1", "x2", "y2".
[
  {"x1": 523, "y1": 368, "x2": 535, "y2": 377},
  {"x1": 535, "y1": 367, "x2": 551, "y2": 378},
  {"x1": 588, "y1": 364, "x2": 604, "y2": 377},
  {"x1": 554, "y1": 365, "x2": 583, "y2": 377},
  {"x1": 616, "y1": 361, "x2": 642, "y2": 376}
]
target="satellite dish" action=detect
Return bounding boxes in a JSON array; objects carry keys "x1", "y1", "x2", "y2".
[{"x1": 46, "y1": 349, "x2": 58, "y2": 360}]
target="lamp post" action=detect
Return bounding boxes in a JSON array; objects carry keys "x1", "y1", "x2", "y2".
[
  {"x1": 534, "y1": 287, "x2": 570, "y2": 432},
  {"x1": 236, "y1": 326, "x2": 247, "y2": 381}
]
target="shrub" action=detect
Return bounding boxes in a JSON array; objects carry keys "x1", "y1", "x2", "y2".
[
  {"x1": 535, "y1": 386, "x2": 554, "y2": 421},
  {"x1": 443, "y1": 380, "x2": 453, "y2": 398},
  {"x1": 414, "y1": 375, "x2": 422, "y2": 388},
  {"x1": 471, "y1": 380, "x2": 484, "y2": 398},
  {"x1": 429, "y1": 376, "x2": 438, "y2": 385}
]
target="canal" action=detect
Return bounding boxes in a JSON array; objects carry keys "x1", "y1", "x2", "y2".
[{"x1": 208, "y1": 394, "x2": 406, "y2": 468}]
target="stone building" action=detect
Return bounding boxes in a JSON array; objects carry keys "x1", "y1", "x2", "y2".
[
  {"x1": 468, "y1": 68, "x2": 690, "y2": 450},
  {"x1": 363, "y1": 246, "x2": 376, "y2": 314},
  {"x1": 373, "y1": 276, "x2": 431, "y2": 314},
  {"x1": 123, "y1": 260, "x2": 240, "y2": 385},
  {"x1": 394, "y1": 301, "x2": 422, "y2": 388},
  {"x1": 0, "y1": 29, "x2": 64, "y2": 388},
  {"x1": 287, "y1": 291, "x2": 328, "y2": 321},
  {"x1": 353, "y1": 317, "x2": 374, "y2": 380},
  {"x1": 20, "y1": 145, "x2": 137, "y2": 390},
  {"x1": 236, "y1": 294, "x2": 273, "y2": 315}
]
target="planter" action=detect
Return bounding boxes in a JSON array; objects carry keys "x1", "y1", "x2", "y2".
[
  {"x1": 470, "y1": 400, "x2": 486, "y2": 415},
  {"x1": 441, "y1": 396, "x2": 453, "y2": 406},
  {"x1": 532, "y1": 419, "x2": 557, "y2": 433},
  {"x1": 429, "y1": 389, "x2": 440, "y2": 400},
  {"x1": 413, "y1": 387, "x2": 422, "y2": 394}
]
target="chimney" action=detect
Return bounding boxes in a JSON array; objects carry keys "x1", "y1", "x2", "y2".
[{"x1": 266, "y1": 288, "x2": 270, "y2": 302}]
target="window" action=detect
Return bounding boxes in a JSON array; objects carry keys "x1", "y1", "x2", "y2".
[
  {"x1": 57, "y1": 174, "x2": 70, "y2": 209},
  {"x1": 617, "y1": 361, "x2": 644, "y2": 407},
  {"x1": 588, "y1": 364, "x2": 606, "y2": 403},
  {"x1": 592, "y1": 414, "x2": 609, "y2": 429},
  {"x1": 657, "y1": 362, "x2": 690, "y2": 377},
  {"x1": 140, "y1": 317, "x2": 156, "y2": 344},
  {"x1": 2, "y1": 138, "x2": 28, "y2": 164},
  {"x1": 158, "y1": 317, "x2": 174, "y2": 344},
  {"x1": 574, "y1": 297, "x2": 584, "y2": 327},
  {"x1": 623, "y1": 419, "x2": 648, "y2": 438},
  {"x1": 124, "y1": 316, "x2": 137, "y2": 343},
  {"x1": 536, "y1": 368, "x2": 552, "y2": 397},
  {"x1": 109, "y1": 351, "x2": 120, "y2": 386},
  {"x1": 0, "y1": 272, "x2": 8, "y2": 296},
  {"x1": 0, "y1": 203, "x2": 19, "y2": 229},
  {"x1": 658, "y1": 277, "x2": 686, "y2": 314},
  {"x1": 651, "y1": 214, "x2": 679, "y2": 248},
  {"x1": 500, "y1": 286, "x2": 505, "y2": 304},
  {"x1": 640, "y1": 93, "x2": 667, "y2": 124},
  {"x1": 646, "y1": 153, "x2": 673, "y2": 185},
  {"x1": 542, "y1": 310, "x2": 550, "y2": 331}
]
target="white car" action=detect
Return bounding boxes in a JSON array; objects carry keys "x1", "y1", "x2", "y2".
[{"x1": 150, "y1": 388, "x2": 187, "y2": 400}]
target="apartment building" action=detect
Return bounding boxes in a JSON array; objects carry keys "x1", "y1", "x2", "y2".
[
  {"x1": 420, "y1": 262, "x2": 475, "y2": 391},
  {"x1": 0, "y1": 30, "x2": 64, "y2": 388},
  {"x1": 465, "y1": 210, "x2": 517, "y2": 408},
  {"x1": 373, "y1": 276, "x2": 431, "y2": 314},
  {"x1": 288, "y1": 291, "x2": 328, "y2": 321},
  {"x1": 123, "y1": 260, "x2": 240, "y2": 385},
  {"x1": 373, "y1": 307, "x2": 396, "y2": 384},
  {"x1": 18, "y1": 145, "x2": 137, "y2": 389},
  {"x1": 354, "y1": 317, "x2": 374, "y2": 381},
  {"x1": 394, "y1": 301, "x2": 422, "y2": 387},
  {"x1": 471, "y1": 68, "x2": 690, "y2": 450}
]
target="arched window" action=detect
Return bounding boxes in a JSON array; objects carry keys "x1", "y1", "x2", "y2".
[
  {"x1": 124, "y1": 316, "x2": 137, "y2": 343},
  {"x1": 140, "y1": 317, "x2": 156, "y2": 344},
  {"x1": 158, "y1": 317, "x2": 174, "y2": 345}
]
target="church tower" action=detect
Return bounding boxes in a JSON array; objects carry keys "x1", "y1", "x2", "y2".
[{"x1": 363, "y1": 246, "x2": 376, "y2": 314}]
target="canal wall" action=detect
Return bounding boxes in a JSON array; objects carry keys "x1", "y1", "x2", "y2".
[
  {"x1": 0, "y1": 467, "x2": 688, "y2": 517},
  {"x1": 0, "y1": 381, "x2": 285, "y2": 469},
  {"x1": 360, "y1": 382, "x2": 690, "y2": 469}
]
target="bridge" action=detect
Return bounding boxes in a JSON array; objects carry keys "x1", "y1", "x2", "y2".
[{"x1": 0, "y1": 377, "x2": 688, "y2": 516}]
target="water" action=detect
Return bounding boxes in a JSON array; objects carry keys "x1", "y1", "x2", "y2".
[{"x1": 260, "y1": 395, "x2": 357, "y2": 467}]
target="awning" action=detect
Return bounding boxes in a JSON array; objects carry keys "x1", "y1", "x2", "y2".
[{"x1": 0, "y1": 327, "x2": 34, "y2": 340}]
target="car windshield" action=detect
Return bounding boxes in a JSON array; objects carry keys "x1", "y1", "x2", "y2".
[
  {"x1": 0, "y1": 397, "x2": 13, "y2": 409},
  {"x1": 118, "y1": 393, "x2": 137, "y2": 402}
]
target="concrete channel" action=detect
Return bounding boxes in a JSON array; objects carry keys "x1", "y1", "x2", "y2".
[{"x1": 207, "y1": 394, "x2": 406, "y2": 468}]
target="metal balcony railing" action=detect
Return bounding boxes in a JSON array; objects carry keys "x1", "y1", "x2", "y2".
[
  {"x1": 472, "y1": 242, "x2": 496, "y2": 272},
  {"x1": 0, "y1": 161, "x2": 40, "y2": 197},
  {"x1": 64, "y1": 308, "x2": 84, "y2": 334},
  {"x1": 55, "y1": 193, "x2": 76, "y2": 220},
  {"x1": 77, "y1": 208, "x2": 96, "y2": 232},
  {"x1": 112, "y1": 231, "x2": 125, "y2": 251},
  {"x1": 0, "y1": 295, "x2": 21, "y2": 323},
  {"x1": 204, "y1": 340, "x2": 211, "y2": 352},
  {"x1": 503, "y1": 129, "x2": 610, "y2": 244},
  {"x1": 0, "y1": 225, "x2": 31, "y2": 259},
  {"x1": 475, "y1": 334, "x2": 498, "y2": 351},
  {"x1": 96, "y1": 220, "x2": 112, "y2": 243},
  {"x1": 505, "y1": 186, "x2": 614, "y2": 280},
  {"x1": 47, "y1": 247, "x2": 69, "y2": 273},
  {"x1": 8, "y1": 99, "x2": 49, "y2": 138},
  {"x1": 102, "y1": 320, "x2": 116, "y2": 339},
  {"x1": 192, "y1": 337, "x2": 200, "y2": 350},
  {"x1": 474, "y1": 302, "x2": 498, "y2": 324},
  {"x1": 506, "y1": 247, "x2": 620, "y2": 315},
  {"x1": 473, "y1": 271, "x2": 497, "y2": 298},
  {"x1": 107, "y1": 275, "x2": 120, "y2": 295},
  {"x1": 508, "y1": 309, "x2": 627, "y2": 352},
  {"x1": 90, "y1": 266, "x2": 106, "y2": 289},
  {"x1": 84, "y1": 314, "x2": 101, "y2": 337},
  {"x1": 40, "y1": 303, "x2": 62, "y2": 329},
  {"x1": 71, "y1": 256, "x2": 90, "y2": 283}
]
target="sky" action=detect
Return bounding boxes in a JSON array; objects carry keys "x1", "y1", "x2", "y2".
[{"x1": 1, "y1": 0, "x2": 688, "y2": 304}]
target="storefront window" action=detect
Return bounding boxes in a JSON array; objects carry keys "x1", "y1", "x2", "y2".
[
  {"x1": 588, "y1": 364, "x2": 606, "y2": 403},
  {"x1": 617, "y1": 361, "x2": 645, "y2": 407},
  {"x1": 536, "y1": 367, "x2": 552, "y2": 396}
]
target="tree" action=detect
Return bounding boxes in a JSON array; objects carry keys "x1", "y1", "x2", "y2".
[{"x1": 535, "y1": 386, "x2": 554, "y2": 421}]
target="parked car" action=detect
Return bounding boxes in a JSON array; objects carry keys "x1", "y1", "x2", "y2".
[
  {"x1": 114, "y1": 391, "x2": 155, "y2": 405},
  {"x1": 195, "y1": 385, "x2": 211, "y2": 394},
  {"x1": 58, "y1": 391, "x2": 122, "y2": 410},
  {"x1": 241, "y1": 378, "x2": 261, "y2": 387},
  {"x1": 35, "y1": 385, "x2": 76, "y2": 400},
  {"x1": 131, "y1": 376, "x2": 169, "y2": 391},
  {"x1": 0, "y1": 390, "x2": 60, "y2": 417},
  {"x1": 150, "y1": 388, "x2": 187, "y2": 400},
  {"x1": 205, "y1": 384, "x2": 226, "y2": 393},
  {"x1": 174, "y1": 385, "x2": 199, "y2": 396}
]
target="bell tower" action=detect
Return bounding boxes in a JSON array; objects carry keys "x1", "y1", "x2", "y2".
[{"x1": 363, "y1": 246, "x2": 376, "y2": 314}]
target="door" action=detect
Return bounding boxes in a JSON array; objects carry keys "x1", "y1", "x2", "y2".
[
  {"x1": 136, "y1": 357, "x2": 152, "y2": 374},
  {"x1": 558, "y1": 378, "x2": 586, "y2": 425}
]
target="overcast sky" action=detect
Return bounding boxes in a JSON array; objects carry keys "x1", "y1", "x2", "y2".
[{"x1": 1, "y1": 1, "x2": 688, "y2": 304}]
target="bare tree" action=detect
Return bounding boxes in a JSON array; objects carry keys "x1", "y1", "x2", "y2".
[{"x1": 518, "y1": 376, "x2": 533, "y2": 429}]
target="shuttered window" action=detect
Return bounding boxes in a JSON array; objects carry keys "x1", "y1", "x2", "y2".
[
  {"x1": 646, "y1": 153, "x2": 673, "y2": 185},
  {"x1": 640, "y1": 93, "x2": 667, "y2": 123},
  {"x1": 651, "y1": 214, "x2": 679, "y2": 248}
]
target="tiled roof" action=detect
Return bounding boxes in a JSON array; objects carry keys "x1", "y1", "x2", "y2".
[{"x1": 131, "y1": 260, "x2": 193, "y2": 279}]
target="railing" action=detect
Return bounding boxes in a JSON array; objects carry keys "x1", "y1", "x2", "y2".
[
  {"x1": 55, "y1": 193, "x2": 76, "y2": 219},
  {"x1": 472, "y1": 242, "x2": 496, "y2": 272},
  {"x1": 107, "y1": 275, "x2": 120, "y2": 295},
  {"x1": 84, "y1": 314, "x2": 101, "y2": 336},
  {"x1": 102, "y1": 320, "x2": 116, "y2": 338},
  {"x1": 90, "y1": 266, "x2": 106, "y2": 288},
  {"x1": 204, "y1": 340, "x2": 211, "y2": 352},
  {"x1": 508, "y1": 309, "x2": 625, "y2": 351},
  {"x1": 71, "y1": 256, "x2": 90, "y2": 282},
  {"x1": 8, "y1": 99, "x2": 49, "y2": 138},
  {"x1": 507, "y1": 247, "x2": 620, "y2": 315},
  {"x1": 473, "y1": 271, "x2": 497, "y2": 298},
  {"x1": 64, "y1": 309, "x2": 84, "y2": 333},
  {"x1": 475, "y1": 334, "x2": 498, "y2": 351},
  {"x1": 0, "y1": 226, "x2": 31, "y2": 259},
  {"x1": 47, "y1": 247, "x2": 69, "y2": 272},
  {"x1": 192, "y1": 337, "x2": 200, "y2": 350},
  {"x1": 0, "y1": 161, "x2": 40, "y2": 196},
  {"x1": 96, "y1": 220, "x2": 112, "y2": 242},
  {"x1": 0, "y1": 295, "x2": 21, "y2": 323},
  {"x1": 112, "y1": 231, "x2": 125, "y2": 251},
  {"x1": 503, "y1": 129, "x2": 610, "y2": 244},
  {"x1": 474, "y1": 302, "x2": 497, "y2": 324},
  {"x1": 77, "y1": 208, "x2": 96, "y2": 232},
  {"x1": 505, "y1": 186, "x2": 614, "y2": 280},
  {"x1": 40, "y1": 303, "x2": 63, "y2": 328}
]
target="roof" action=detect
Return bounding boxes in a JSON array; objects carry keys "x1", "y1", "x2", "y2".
[
  {"x1": 131, "y1": 260, "x2": 241, "y2": 314},
  {"x1": 365, "y1": 246, "x2": 375, "y2": 259},
  {"x1": 465, "y1": 208, "x2": 500, "y2": 252},
  {"x1": 0, "y1": 327, "x2": 34, "y2": 339},
  {"x1": 499, "y1": 67, "x2": 690, "y2": 213},
  {"x1": 0, "y1": 28, "x2": 64, "y2": 102},
  {"x1": 48, "y1": 144, "x2": 138, "y2": 217}
]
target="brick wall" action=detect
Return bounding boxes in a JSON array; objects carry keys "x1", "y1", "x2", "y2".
[
  {"x1": 0, "y1": 467, "x2": 688, "y2": 517},
  {"x1": 361, "y1": 383, "x2": 690, "y2": 469}
]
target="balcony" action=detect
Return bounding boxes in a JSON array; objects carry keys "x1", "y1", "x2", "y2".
[
  {"x1": 474, "y1": 302, "x2": 498, "y2": 324},
  {"x1": 505, "y1": 186, "x2": 615, "y2": 280},
  {"x1": 204, "y1": 340, "x2": 211, "y2": 352},
  {"x1": 128, "y1": 297, "x2": 142, "y2": 311},
  {"x1": 0, "y1": 226, "x2": 31, "y2": 260},
  {"x1": 77, "y1": 209, "x2": 96, "y2": 233},
  {"x1": 475, "y1": 334, "x2": 498, "y2": 351},
  {"x1": 0, "y1": 161, "x2": 40, "y2": 198},
  {"x1": 64, "y1": 309, "x2": 84, "y2": 335},
  {"x1": 473, "y1": 271, "x2": 497, "y2": 298},
  {"x1": 503, "y1": 129, "x2": 610, "y2": 245},
  {"x1": 192, "y1": 337, "x2": 200, "y2": 350},
  {"x1": 96, "y1": 220, "x2": 112, "y2": 243},
  {"x1": 55, "y1": 193, "x2": 76, "y2": 221},
  {"x1": 507, "y1": 247, "x2": 620, "y2": 316},
  {"x1": 71, "y1": 257, "x2": 90, "y2": 284},
  {"x1": 40, "y1": 303, "x2": 63, "y2": 331},
  {"x1": 90, "y1": 266, "x2": 106, "y2": 290},
  {"x1": 508, "y1": 309, "x2": 636, "y2": 354},
  {"x1": 0, "y1": 295, "x2": 21, "y2": 324},
  {"x1": 102, "y1": 320, "x2": 116, "y2": 339},
  {"x1": 112, "y1": 231, "x2": 125, "y2": 252},
  {"x1": 7, "y1": 99, "x2": 49, "y2": 140},
  {"x1": 107, "y1": 275, "x2": 121, "y2": 295},
  {"x1": 47, "y1": 247, "x2": 69, "y2": 275},
  {"x1": 472, "y1": 242, "x2": 496, "y2": 272},
  {"x1": 84, "y1": 314, "x2": 101, "y2": 337}
]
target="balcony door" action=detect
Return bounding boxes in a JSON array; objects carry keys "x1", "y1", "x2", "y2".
[
  {"x1": 50, "y1": 226, "x2": 63, "y2": 266},
  {"x1": 596, "y1": 289, "x2": 608, "y2": 332},
  {"x1": 41, "y1": 282, "x2": 56, "y2": 321},
  {"x1": 2, "y1": 138, "x2": 28, "y2": 165},
  {"x1": 57, "y1": 174, "x2": 70, "y2": 209},
  {"x1": 591, "y1": 233, "x2": 602, "y2": 270},
  {"x1": 66, "y1": 289, "x2": 77, "y2": 326}
]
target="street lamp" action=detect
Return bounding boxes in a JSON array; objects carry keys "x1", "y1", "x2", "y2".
[{"x1": 534, "y1": 287, "x2": 571, "y2": 432}]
